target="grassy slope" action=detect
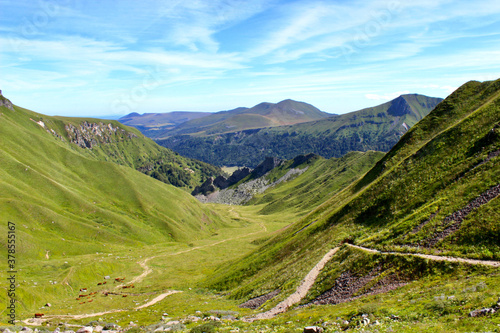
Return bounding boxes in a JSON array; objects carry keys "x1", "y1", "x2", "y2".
[
  {"x1": 0, "y1": 102, "x2": 229, "y2": 261},
  {"x1": 247, "y1": 151, "x2": 385, "y2": 216},
  {"x1": 205, "y1": 80, "x2": 500, "y2": 330},
  {"x1": 27, "y1": 110, "x2": 222, "y2": 190}
]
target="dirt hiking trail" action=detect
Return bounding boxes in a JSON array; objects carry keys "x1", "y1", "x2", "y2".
[
  {"x1": 247, "y1": 247, "x2": 339, "y2": 321},
  {"x1": 348, "y1": 244, "x2": 500, "y2": 267},
  {"x1": 248, "y1": 243, "x2": 500, "y2": 321}
]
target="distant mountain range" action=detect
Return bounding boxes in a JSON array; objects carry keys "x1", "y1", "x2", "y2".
[
  {"x1": 119, "y1": 111, "x2": 212, "y2": 135},
  {"x1": 147, "y1": 94, "x2": 443, "y2": 167},
  {"x1": 120, "y1": 99, "x2": 332, "y2": 139}
]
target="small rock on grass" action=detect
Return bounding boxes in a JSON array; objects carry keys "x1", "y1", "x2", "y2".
[
  {"x1": 75, "y1": 327, "x2": 93, "y2": 333},
  {"x1": 469, "y1": 308, "x2": 496, "y2": 317}
]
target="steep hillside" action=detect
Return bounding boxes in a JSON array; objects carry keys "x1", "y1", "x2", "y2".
[
  {"x1": 205, "y1": 80, "x2": 500, "y2": 330},
  {"x1": 147, "y1": 99, "x2": 331, "y2": 139},
  {"x1": 0, "y1": 94, "x2": 229, "y2": 259},
  {"x1": 247, "y1": 151, "x2": 385, "y2": 215},
  {"x1": 158, "y1": 94, "x2": 442, "y2": 167},
  {"x1": 193, "y1": 152, "x2": 383, "y2": 211},
  {"x1": 15, "y1": 104, "x2": 223, "y2": 189}
]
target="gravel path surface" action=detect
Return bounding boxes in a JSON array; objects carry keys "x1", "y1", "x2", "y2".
[
  {"x1": 248, "y1": 247, "x2": 340, "y2": 321},
  {"x1": 348, "y1": 244, "x2": 500, "y2": 267}
]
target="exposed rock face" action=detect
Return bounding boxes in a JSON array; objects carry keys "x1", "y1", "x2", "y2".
[
  {"x1": 192, "y1": 156, "x2": 310, "y2": 203},
  {"x1": 65, "y1": 121, "x2": 137, "y2": 149},
  {"x1": 227, "y1": 167, "x2": 251, "y2": 184},
  {"x1": 196, "y1": 166, "x2": 307, "y2": 205},
  {"x1": 213, "y1": 175, "x2": 230, "y2": 189},
  {"x1": 0, "y1": 90, "x2": 14, "y2": 111},
  {"x1": 251, "y1": 157, "x2": 283, "y2": 178},
  {"x1": 192, "y1": 167, "x2": 251, "y2": 196},
  {"x1": 192, "y1": 177, "x2": 217, "y2": 196}
]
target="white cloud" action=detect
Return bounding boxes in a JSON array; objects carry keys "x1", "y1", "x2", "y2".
[{"x1": 156, "y1": 0, "x2": 271, "y2": 52}]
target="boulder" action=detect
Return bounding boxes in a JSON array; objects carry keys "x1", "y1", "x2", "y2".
[
  {"x1": 76, "y1": 327, "x2": 93, "y2": 333},
  {"x1": 469, "y1": 308, "x2": 496, "y2": 317},
  {"x1": 303, "y1": 326, "x2": 323, "y2": 333}
]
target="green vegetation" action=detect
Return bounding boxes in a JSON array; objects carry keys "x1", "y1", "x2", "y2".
[
  {"x1": 25, "y1": 109, "x2": 222, "y2": 190},
  {"x1": 0, "y1": 101, "x2": 228, "y2": 261},
  {"x1": 1, "y1": 80, "x2": 498, "y2": 332},
  {"x1": 157, "y1": 94, "x2": 442, "y2": 167},
  {"x1": 247, "y1": 151, "x2": 384, "y2": 215},
  {"x1": 204, "y1": 80, "x2": 500, "y2": 330}
]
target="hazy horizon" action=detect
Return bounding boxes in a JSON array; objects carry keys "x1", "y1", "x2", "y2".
[{"x1": 1, "y1": 0, "x2": 499, "y2": 117}]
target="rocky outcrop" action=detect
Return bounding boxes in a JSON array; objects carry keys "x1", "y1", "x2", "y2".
[
  {"x1": 251, "y1": 157, "x2": 283, "y2": 178},
  {"x1": 227, "y1": 167, "x2": 251, "y2": 184},
  {"x1": 193, "y1": 155, "x2": 310, "y2": 204},
  {"x1": 65, "y1": 121, "x2": 137, "y2": 149},
  {"x1": 192, "y1": 167, "x2": 250, "y2": 196},
  {"x1": 196, "y1": 166, "x2": 307, "y2": 205},
  {"x1": 0, "y1": 90, "x2": 14, "y2": 111},
  {"x1": 239, "y1": 290, "x2": 280, "y2": 309},
  {"x1": 191, "y1": 177, "x2": 217, "y2": 196}
]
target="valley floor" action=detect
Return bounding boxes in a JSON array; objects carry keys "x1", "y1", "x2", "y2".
[{"x1": 8, "y1": 203, "x2": 500, "y2": 333}]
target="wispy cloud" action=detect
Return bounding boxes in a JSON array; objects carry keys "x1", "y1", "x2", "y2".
[{"x1": 0, "y1": 0, "x2": 499, "y2": 116}]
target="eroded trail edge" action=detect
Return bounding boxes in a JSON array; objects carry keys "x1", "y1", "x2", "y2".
[
  {"x1": 348, "y1": 244, "x2": 500, "y2": 267},
  {"x1": 249, "y1": 243, "x2": 500, "y2": 321},
  {"x1": 248, "y1": 247, "x2": 340, "y2": 321}
]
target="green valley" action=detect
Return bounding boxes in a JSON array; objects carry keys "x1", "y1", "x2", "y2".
[{"x1": 0, "y1": 79, "x2": 499, "y2": 333}]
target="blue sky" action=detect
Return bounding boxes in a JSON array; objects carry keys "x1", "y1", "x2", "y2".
[{"x1": 1, "y1": 0, "x2": 499, "y2": 117}]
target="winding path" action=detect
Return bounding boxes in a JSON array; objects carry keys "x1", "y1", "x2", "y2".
[
  {"x1": 348, "y1": 244, "x2": 500, "y2": 267},
  {"x1": 23, "y1": 221, "x2": 268, "y2": 325},
  {"x1": 248, "y1": 243, "x2": 500, "y2": 321},
  {"x1": 118, "y1": 220, "x2": 268, "y2": 288},
  {"x1": 247, "y1": 247, "x2": 340, "y2": 321}
]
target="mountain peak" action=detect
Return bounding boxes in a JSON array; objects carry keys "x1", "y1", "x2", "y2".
[{"x1": 387, "y1": 95, "x2": 412, "y2": 116}]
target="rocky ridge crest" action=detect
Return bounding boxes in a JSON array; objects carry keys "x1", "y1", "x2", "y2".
[{"x1": 65, "y1": 121, "x2": 137, "y2": 149}]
